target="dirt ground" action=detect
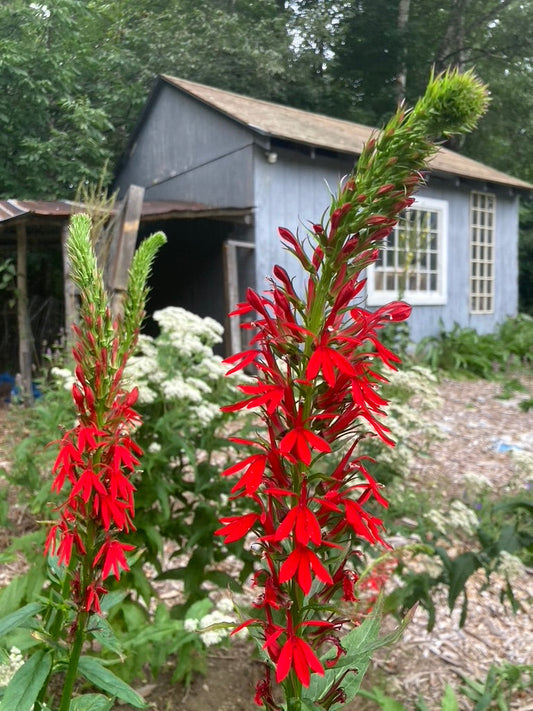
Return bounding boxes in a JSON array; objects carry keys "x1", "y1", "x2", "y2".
[{"x1": 1, "y1": 376, "x2": 532, "y2": 710}]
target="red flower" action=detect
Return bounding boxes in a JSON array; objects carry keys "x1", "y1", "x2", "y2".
[
  {"x1": 306, "y1": 332, "x2": 357, "y2": 387},
  {"x1": 70, "y1": 467, "x2": 107, "y2": 503},
  {"x1": 274, "y1": 500, "x2": 322, "y2": 547},
  {"x1": 93, "y1": 539, "x2": 135, "y2": 580},
  {"x1": 222, "y1": 454, "x2": 268, "y2": 496},
  {"x1": 215, "y1": 512, "x2": 259, "y2": 543},
  {"x1": 57, "y1": 529, "x2": 86, "y2": 567},
  {"x1": 275, "y1": 632, "x2": 324, "y2": 687},
  {"x1": 279, "y1": 409, "x2": 330, "y2": 466},
  {"x1": 279, "y1": 545, "x2": 333, "y2": 595}
]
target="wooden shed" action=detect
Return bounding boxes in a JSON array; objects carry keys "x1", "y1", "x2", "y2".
[
  {"x1": 0, "y1": 197, "x2": 250, "y2": 396},
  {"x1": 113, "y1": 75, "x2": 533, "y2": 349}
]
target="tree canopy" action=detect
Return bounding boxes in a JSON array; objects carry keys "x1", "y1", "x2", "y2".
[{"x1": 0, "y1": 0, "x2": 532, "y2": 198}]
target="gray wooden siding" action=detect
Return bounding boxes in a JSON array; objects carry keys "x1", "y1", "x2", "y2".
[
  {"x1": 252, "y1": 155, "x2": 518, "y2": 341},
  {"x1": 115, "y1": 84, "x2": 255, "y2": 208},
  {"x1": 406, "y1": 183, "x2": 518, "y2": 341},
  {"x1": 253, "y1": 145, "x2": 353, "y2": 296}
]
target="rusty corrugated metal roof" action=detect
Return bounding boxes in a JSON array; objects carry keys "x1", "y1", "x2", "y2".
[
  {"x1": 0, "y1": 199, "x2": 76, "y2": 224},
  {"x1": 0, "y1": 199, "x2": 251, "y2": 227},
  {"x1": 162, "y1": 75, "x2": 533, "y2": 192}
]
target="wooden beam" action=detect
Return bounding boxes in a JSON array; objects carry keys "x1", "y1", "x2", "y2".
[
  {"x1": 61, "y1": 223, "x2": 78, "y2": 349},
  {"x1": 16, "y1": 222, "x2": 33, "y2": 405},
  {"x1": 108, "y1": 185, "x2": 145, "y2": 319}
]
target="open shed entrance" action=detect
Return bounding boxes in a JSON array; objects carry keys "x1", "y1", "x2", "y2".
[{"x1": 137, "y1": 215, "x2": 255, "y2": 355}]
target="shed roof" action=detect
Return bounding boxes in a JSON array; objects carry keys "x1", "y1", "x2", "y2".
[
  {"x1": 161, "y1": 75, "x2": 533, "y2": 192},
  {"x1": 0, "y1": 199, "x2": 251, "y2": 230}
]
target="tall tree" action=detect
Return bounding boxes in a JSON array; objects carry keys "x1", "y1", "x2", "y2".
[{"x1": 0, "y1": 0, "x2": 294, "y2": 199}]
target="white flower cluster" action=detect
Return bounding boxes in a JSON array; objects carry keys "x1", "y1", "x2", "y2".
[
  {"x1": 425, "y1": 500, "x2": 479, "y2": 538},
  {"x1": 463, "y1": 471, "x2": 494, "y2": 494},
  {"x1": 0, "y1": 647, "x2": 24, "y2": 688},
  {"x1": 153, "y1": 306, "x2": 223, "y2": 359},
  {"x1": 183, "y1": 597, "x2": 239, "y2": 647},
  {"x1": 495, "y1": 550, "x2": 527, "y2": 582},
  {"x1": 386, "y1": 366, "x2": 442, "y2": 411},
  {"x1": 124, "y1": 306, "x2": 241, "y2": 431},
  {"x1": 511, "y1": 450, "x2": 533, "y2": 489},
  {"x1": 358, "y1": 366, "x2": 442, "y2": 480},
  {"x1": 50, "y1": 366, "x2": 75, "y2": 391}
]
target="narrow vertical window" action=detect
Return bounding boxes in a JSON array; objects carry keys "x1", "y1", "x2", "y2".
[{"x1": 470, "y1": 192, "x2": 495, "y2": 314}]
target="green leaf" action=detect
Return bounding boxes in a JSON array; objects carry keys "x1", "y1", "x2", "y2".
[
  {"x1": 308, "y1": 602, "x2": 416, "y2": 709},
  {"x1": 0, "y1": 601, "x2": 42, "y2": 638},
  {"x1": 446, "y1": 552, "x2": 481, "y2": 610},
  {"x1": 77, "y1": 656, "x2": 147, "y2": 708},
  {"x1": 185, "y1": 599, "x2": 213, "y2": 621},
  {"x1": 0, "y1": 649, "x2": 52, "y2": 711},
  {"x1": 87, "y1": 615, "x2": 124, "y2": 657},
  {"x1": 441, "y1": 684, "x2": 459, "y2": 711},
  {"x1": 69, "y1": 694, "x2": 114, "y2": 711},
  {"x1": 98, "y1": 590, "x2": 127, "y2": 614}
]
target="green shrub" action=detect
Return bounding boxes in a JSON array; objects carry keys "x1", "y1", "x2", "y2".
[{"x1": 415, "y1": 315, "x2": 533, "y2": 378}]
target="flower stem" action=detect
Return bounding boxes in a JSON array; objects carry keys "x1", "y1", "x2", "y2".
[{"x1": 58, "y1": 610, "x2": 87, "y2": 711}]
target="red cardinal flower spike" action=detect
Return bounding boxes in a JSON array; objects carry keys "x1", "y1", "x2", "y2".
[
  {"x1": 42, "y1": 215, "x2": 166, "y2": 709},
  {"x1": 217, "y1": 70, "x2": 489, "y2": 708}
]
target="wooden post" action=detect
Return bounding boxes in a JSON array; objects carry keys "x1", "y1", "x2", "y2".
[
  {"x1": 108, "y1": 185, "x2": 145, "y2": 319},
  {"x1": 61, "y1": 223, "x2": 78, "y2": 349},
  {"x1": 16, "y1": 222, "x2": 34, "y2": 405},
  {"x1": 222, "y1": 239, "x2": 255, "y2": 355}
]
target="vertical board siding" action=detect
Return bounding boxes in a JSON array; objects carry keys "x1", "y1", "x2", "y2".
[
  {"x1": 115, "y1": 84, "x2": 255, "y2": 208},
  {"x1": 253, "y1": 145, "x2": 353, "y2": 297}
]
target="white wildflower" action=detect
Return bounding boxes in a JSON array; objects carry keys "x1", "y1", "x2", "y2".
[
  {"x1": 425, "y1": 500, "x2": 478, "y2": 537},
  {"x1": 135, "y1": 383, "x2": 157, "y2": 405},
  {"x1": 198, "y1": 609, "x2": 232, "y2": 647},
  {"x1": 161, "y1": 377, "x2": 202, "y2": 402},
  {"x1": 463, "y1": 471, "x2": 493, "y2": 493},
  {"x1": 192, "y1": 403, "x2": 220, "y2": 427},
  {"x1": 0, "y1": 647, "x2": 24, "y2": 688},
  {"x1": 50, "y1": 366, "x2": 75, "y2": 391},
  {"x1": 184, "y1": 618, "x2": 199, "y2": 633},
  {"x1": 216, "y1": 597, "x2": 234, "y2": 614},
  {"x1": 496, "y1": 551, "x2": 527, "y2": 581},
  {"x1": 511, "y1": 451, "x2": 533, "y2": 488},
  {"x1": 148, "y1": 441, "x2": 161, "y2": 454}
]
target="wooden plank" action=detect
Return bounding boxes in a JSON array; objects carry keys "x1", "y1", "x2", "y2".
[
  {"x1": 108, "y1": 185, "x2": 145, "y2": 319},
  {"x1": 223, "y1": 241, "x2": 241, "y2": 355},
  {"x1": 222, "y1": 239, "x2": 255, "y2": 355},
  {"x1": 61, "y1": 223, "x2": 78, "y2": 348},
  {"x1": 16, "y1": 223, "x2": 33, "y2": 405}
]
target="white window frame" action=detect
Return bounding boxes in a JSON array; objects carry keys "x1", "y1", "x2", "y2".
[
  {"x1": 367, "y1": 196, "x2": 448, "y2": 306},
  {"x1": 469, "y1": 191, "x2": 495, "y2": 315}
]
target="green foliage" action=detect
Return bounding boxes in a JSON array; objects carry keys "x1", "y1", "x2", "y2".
[
  {"x1": 121, "y1": 306, "x2": 255, "y2": 608},
  {"x1": 0, "y1": 0, "x2": 293, "y2": 199},
  {"x1": 358, "y1": 683, "x2": 460, "y2": 710},
  {"x1": 361, "y1": 663, "x2": 533, "y2": 711},
  {"x1": 519, "y1": 203, "x2": 533, "y2": 316},
  {"x1": 0, "y1": 258, "x2": 15, "y2": 299},
  {"x1": 359, "y1": 662, "x2": 532, "y2": 710},
  {"x1": 416, "y1": 316, "x2": 533, "y2": 378},
  {"x1": 460, "y1": 663, "x2": 533, "y2": 711}
]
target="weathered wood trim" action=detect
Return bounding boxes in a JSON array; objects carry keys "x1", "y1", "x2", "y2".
[
  {"x1": 108, "y1": 185, "x2": 145, "y2": 319},
  {"x1": 61, "y1": 223, "x2": 78, "y2": 348},
  {"x1": 16, "y1": 222, "x2": 33, "y2": 404},
  {"x1": 223, "y1": 239, "x2": 255, "y2": 355}
]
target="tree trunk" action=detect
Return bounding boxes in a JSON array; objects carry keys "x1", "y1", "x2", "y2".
[
  {"x1": 394, "y1": 0, "x2": 411, "y2": 105},
  {"x1": 437, "y1": 0, "x2": 470, "y2": 71}
]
